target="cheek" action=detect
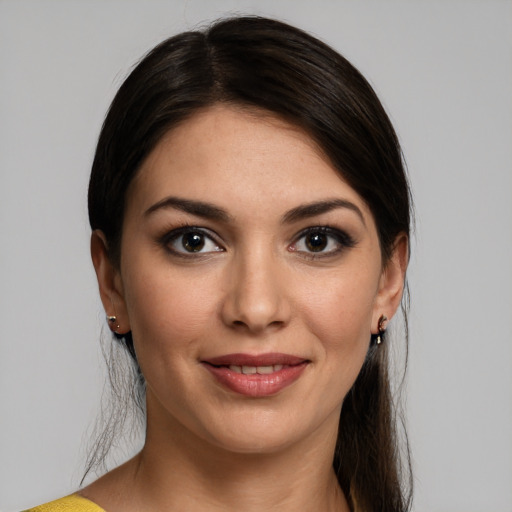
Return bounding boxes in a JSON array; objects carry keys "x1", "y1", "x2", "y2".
[
  {"x1": 302, "y1": 266, "x2": 377, "y2": 339},
  {"x1": 122, "y1": 261, "x2": 220, "y2": 357},
  {"x1": 297, "y1": 266, "x2": 379, "y2": 379}
]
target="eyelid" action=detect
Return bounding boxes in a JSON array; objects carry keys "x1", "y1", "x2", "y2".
[
  {"x1": 159, "y1": 225, "x2": 225, "y2": 257},
  {"x1": 157, "y1": 224, "x2": 355, "y2": 260},
  {"x1": 290, "y1": 226, "x2": 356, "y2": 258}
]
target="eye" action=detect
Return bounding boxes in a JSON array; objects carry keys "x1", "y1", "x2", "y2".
[
  {"x1": 291, "y1": 227, "x2": 355, "y2": 257},
  {"x1": 163, "y1": 227, "x2": 224, "y2": 256}
]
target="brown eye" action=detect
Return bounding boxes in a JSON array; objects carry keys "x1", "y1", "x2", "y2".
[
  {"x1": 291, "y1": 227, "x2": 356, "y2": 258},
  {"x1": 305, "y1": 232, "x2": 328, "y2": 252},
  {"x1": 182, "y1": 232, "x2": 205, "y2": 252},
  {"x1": 164, "y1": 227, "x2": 224, "y2": 257}
]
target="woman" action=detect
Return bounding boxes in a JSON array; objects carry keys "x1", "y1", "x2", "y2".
[{"x1": 27, "y1": 15, "x2": 412, "y2": 512}]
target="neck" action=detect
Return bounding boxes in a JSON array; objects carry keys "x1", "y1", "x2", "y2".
[{"x1": 142, "y1": 428, "x2": 346, "y2": 511}]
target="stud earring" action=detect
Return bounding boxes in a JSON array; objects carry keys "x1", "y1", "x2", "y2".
[
  {"x1": 376, "y1": 314, "x2": 388, "y2": 345},
  {"x1": 107, "y1": 315, "x2": 120, "y2": 333},
  {"x1": 107, "y1": 298, "x2": 120, "y2": 333}
]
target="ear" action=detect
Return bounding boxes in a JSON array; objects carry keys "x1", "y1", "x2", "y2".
[
  {"x1": 372, "y1": 233, "x2": 409, "y2": 333},
  {"x1": 90, "y1": 230, "x2": 130, "y2": 334}
]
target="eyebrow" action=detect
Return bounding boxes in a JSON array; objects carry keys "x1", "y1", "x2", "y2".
[
  {"x1": 145, "y1": 196, "x2": 365, "y2": 226},
  {"x1": 282, "y1": 199, "x2": 366, "y2": 226},
  {"x1": 144, "y1": 196, "x2": 232, "y2": 222}
]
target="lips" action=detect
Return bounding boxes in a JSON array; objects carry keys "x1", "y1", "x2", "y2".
[
  {"x1": 204, "y1": 353, "x2": 306, "y2": 367},
  {"x1": 201, "y1": 353, "x2": 309, "y2": 397}
]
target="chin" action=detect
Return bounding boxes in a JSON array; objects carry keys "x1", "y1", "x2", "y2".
[
  {"x1": 208, "y1": 428, "x2": 302, "y2": 456},
  {"x1": 195, "y1": 405, "x2": 337, "y2": 457}
]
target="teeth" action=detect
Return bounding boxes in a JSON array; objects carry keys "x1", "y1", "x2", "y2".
[{"x1": 228, "y1": 365, "x2": 285, "y2": 374}]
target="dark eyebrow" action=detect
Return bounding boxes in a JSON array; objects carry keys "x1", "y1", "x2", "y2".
[
  {"x1": 282, "y1": 199, "x2": 366, "y2": 226},
  {"x1": 144, "y1": 196, "x2": 232, "y2": 222},
  {"x1": 145, "y1": 196, "x2": 365, "y2": 226}
]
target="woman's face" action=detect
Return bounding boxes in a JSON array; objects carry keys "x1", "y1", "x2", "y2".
[{"x1": 95, "y1": 105, "x2": 405, "y2": 455}]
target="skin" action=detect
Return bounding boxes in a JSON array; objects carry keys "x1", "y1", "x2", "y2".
[{"x1": 85, "y1": 105, "x2": 408, "y2": 511}]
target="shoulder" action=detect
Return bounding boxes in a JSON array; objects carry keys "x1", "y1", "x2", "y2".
[{"x1": 23, "y1": 494, "x2": 106, "y2": 512}]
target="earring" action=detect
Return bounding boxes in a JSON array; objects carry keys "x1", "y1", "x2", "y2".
[
  {"x1": 376, "y1": 314, "x2": 388, "y2": 345},
  {"x1": 107, "y1": 298, "x2": 120, "y2": 333},
  {"x1": 107, "y1": 315, "x2": 120, "y2": 333}
]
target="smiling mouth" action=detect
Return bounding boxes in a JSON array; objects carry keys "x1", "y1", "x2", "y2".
[
  {"x1": 201, "y1": 353, "x2": 309, "y2": 397},
  {"x1": 225, "y1": 364, "x2": 285, "y2": 374}
]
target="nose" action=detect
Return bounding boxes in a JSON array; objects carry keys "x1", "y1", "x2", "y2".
[{"x1": 221, "y1": 249, "x2": 291, "y2": 334}]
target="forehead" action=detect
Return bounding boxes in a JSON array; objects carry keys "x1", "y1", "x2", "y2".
[{"x1": 127, "y1": 105, "x2": 372, "y2": 222}]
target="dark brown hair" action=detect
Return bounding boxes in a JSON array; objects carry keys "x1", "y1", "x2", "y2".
[{"x1": 88, "y1": 15, "x2": 412, "y2": 511}]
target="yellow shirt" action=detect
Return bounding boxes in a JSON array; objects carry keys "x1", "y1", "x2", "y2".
[{"x1": 24, "y1": 494, "x2": 106, "y2": 512}]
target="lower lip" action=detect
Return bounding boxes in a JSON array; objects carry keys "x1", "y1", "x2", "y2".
[{"x1": 202, "y1": 363, "x2": 308, "y2": 397}]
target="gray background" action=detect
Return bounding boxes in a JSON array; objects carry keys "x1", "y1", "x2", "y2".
[{"x1": 1, "y1": 1, "x2": 511, "y2": 511}]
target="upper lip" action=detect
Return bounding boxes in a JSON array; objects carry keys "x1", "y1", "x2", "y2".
[{"x1": 202, "y1": 352, "x2": 308, "y2": 367}]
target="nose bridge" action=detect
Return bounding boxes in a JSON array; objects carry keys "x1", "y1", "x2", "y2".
[{"x1": 222, "y1": 241, "x2": 289, "y2": 332}]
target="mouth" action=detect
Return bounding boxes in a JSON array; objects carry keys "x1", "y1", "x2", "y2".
[
  {"x1": 201, "y1": 353, "x2": 310, "y2": 397},
  {"x1": 222, "y1": 364, "x2": 287, "y2": 375}
]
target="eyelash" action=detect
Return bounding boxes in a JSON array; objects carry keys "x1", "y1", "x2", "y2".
[
  {"x1": 158, "y1": 225, "x2": 356, "y2": 259},
  {"x1": 290, "y1": 226, "x2": 356, "y2": 259},
  {"x1": 159, "y1": 225, "x2": 224, "y2": 259}
]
